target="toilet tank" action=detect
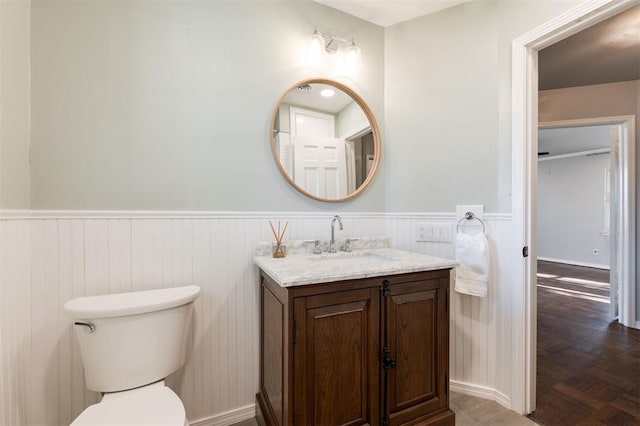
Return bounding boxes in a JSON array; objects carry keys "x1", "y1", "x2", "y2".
[{"x1": 64, "y1": 285, "x2": 200, "y2": 393}]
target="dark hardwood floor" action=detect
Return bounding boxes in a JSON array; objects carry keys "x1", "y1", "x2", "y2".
[{"x1": 529, "y1": 260, "x2": 640, "y2": 426}]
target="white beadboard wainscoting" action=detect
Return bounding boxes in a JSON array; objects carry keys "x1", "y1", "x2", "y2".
[
  {"x1": 386, "y1": 213, "x2": 514, "y2": 407},
  {"x1": 0, "y1": 211, "x2": 513, "y2": 426}
]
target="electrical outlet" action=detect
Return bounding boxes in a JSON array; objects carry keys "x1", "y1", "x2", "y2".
[
  {"x1": 417, "y1": 223, "x2": 427, "y2": 242},
  {"x1": 593, "y1": 249, "x2": 599, "y2": 256}
]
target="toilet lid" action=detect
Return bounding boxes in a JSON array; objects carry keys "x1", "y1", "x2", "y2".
[{"x1": 71, "y1": 383, "x2": 186, "y2": 425}]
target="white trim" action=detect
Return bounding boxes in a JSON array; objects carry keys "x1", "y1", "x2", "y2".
[
  {"x1": 289, "y1": 106, "x2": 335, "y2": 137},
  {"x1": 0, "y1": 210, "x2": 513, "y2": 221},
  {"x1": 385, "y1": 212, "x2": 455, "y2": 220},
  {"x1": 450, "y1": 380, "x2": 511, "y2": 410},
  {"x1": 340, "y1": 121, "x2": 371, "y2": 140},
  {"x1": 0, "y1": 210, "x2": 390, "y2": 220},
  {"x1": 511, "y1": 0, "x2": 639, "y2": 415},
  {"x1": 0, "y1": 209, "x2": 32, "y2": 218},
  {"x1": 189, "y1": 404, "x2": 255, "y2": 426},
  {"x1": 385, "y1": 212, "x2": 512, "y2": 221},
  {"x1": 537, "y1": 257, "x2": 610, "y2": 270},
  {"x1": 537, "y1": 148, "x2": 610, "y2": 162},
  {"x1": 539, "y1": 117, "x2": 635, "y2": 128}
]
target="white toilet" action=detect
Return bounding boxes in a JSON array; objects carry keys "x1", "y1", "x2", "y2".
[{"x1": 64, "y1": 285, "x2": 201, "y2": 426}]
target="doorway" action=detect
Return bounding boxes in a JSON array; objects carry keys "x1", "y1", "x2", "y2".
[
  {"x1": 537, "y1": 124, "x2": 614, "y2": 272},
  {"x1": 530, "y1": 120, "x2": 640, "y2": 424},
  {"x1": 537, "y1": 118, "x2": 634, "y2": 325},
  {"x1": 511, "y1": 0, "x2": 639, "y2": 415}
]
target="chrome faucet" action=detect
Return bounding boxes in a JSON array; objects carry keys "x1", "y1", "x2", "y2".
[{"x1": 329, "y1": 215, "x2": 343, "y2": 253}]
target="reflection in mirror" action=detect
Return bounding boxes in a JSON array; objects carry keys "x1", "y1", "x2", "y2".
[{"x1": 271, "y1": 79, "x2": 380, "y2": 202}]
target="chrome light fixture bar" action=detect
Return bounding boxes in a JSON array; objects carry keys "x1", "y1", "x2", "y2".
[
  {"x1": 311, "y1": 26, "x2": 359, "y2": 54},
  {"x1": 307, "y1": 26, "x2": 362, "y2": 73}
]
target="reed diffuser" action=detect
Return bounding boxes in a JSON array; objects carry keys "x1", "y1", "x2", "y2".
[{"x1": 269, "y1": 220, "x2": 288, "y2": 258}]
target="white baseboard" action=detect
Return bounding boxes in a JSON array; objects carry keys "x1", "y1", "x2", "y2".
[
  {"x1": 189, "y1": 383, "x2": 515, "y2": 425},
  {"x1": 537, "y1": 256, "x2": 610, "y2": 270},
  {"x1": 189, "y1": 382, "x2": 516, "y2": 425},
  {"x1": 189, "y1": 404, "x2": 255, "y2": 426},
  {"x1": 450, "y1": 380, "x2": 511, "y2": 410}
]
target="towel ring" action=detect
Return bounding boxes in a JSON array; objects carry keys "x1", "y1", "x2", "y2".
[{"x1": 456, "y1": 212, "x2": 486, "y2": 233}]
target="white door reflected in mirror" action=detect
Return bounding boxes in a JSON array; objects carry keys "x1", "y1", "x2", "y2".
[
  {"x1": 271, "y1": 79, "x2": 381, "y2": 202},
  {"x1": 289, "y1": 106, "x2": 346, "y2": 199}
]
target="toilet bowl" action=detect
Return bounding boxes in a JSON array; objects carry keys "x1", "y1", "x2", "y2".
[
  {"x1": 70, "y1": 381, "x2": 187, "y2": 426},
  {"x1": 65, "y1": 285, "x2": 200, "y2": 426}
]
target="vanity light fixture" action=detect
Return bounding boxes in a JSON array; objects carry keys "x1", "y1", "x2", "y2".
[
  {"x1": 343, "y1": 40, "x2": 362, "y2": 73},
  {"x1": 306, "y1": 26, "x2": 362, "y2": 73}
]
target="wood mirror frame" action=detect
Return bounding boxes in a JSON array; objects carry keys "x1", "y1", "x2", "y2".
[{"x1": 270, "y1": 78, "x2": 382, "y2": 202}]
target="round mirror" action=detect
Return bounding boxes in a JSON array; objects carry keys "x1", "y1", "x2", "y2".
[{"x1": 270, "y1": 78, "x2": 381, "y2": 202}]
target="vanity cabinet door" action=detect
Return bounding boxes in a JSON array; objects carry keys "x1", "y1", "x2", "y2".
[
  {"x1": 293, "y1": 288, "x2": 380, "y2": 426},
  {"x1": 385, "y1": 277, "x2": 449, "y2": 426}
]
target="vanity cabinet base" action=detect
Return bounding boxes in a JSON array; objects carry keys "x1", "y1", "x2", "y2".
[
  {"x1": 401, "y1": 409, "x2": 455, "y2": 426},
  {"x1": 257, "y1": 269, "x2": 454, "y2": 426},
  {"x1": 256, "y1": 401, "x2": 454, "y2": 426}
]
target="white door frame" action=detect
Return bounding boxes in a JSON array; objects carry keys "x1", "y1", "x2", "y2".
[{"x1": 511, "y1": 0, "x2": 639, "y2": 414}]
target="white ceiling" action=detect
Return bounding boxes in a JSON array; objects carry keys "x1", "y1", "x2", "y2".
[
  {"x1": 283, "y1": 83, "x2": 354, "y2": 114},
  {"x1": 311, "y1": 0, "x2": 472, "y2": 27},
  {"x1": 538, "y1": 126, "x2": 612, "y2": 157},
  {"x1": 539, "y1": 4, "x2": 640, "y2": 90},
  {"x1": 311, "y1": 1, "x2": 638, "y2": 90}
]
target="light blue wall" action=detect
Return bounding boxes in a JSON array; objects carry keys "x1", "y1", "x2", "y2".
[
  {"x1": 538, "y1": 153, "x2": 611, "y2": 266},
  {"x1": 30, "y1": 0, "x2": 385, "y2": 211},
  {"x1": 383, "y1": 0, "x2": 582, "y2": 213},
  {"x1": 337, "y1": 100, "x2": 367, "y2": 137},
  {"x1": 0, "y1": 0, "x2": 30, "y2": 209},
  {"x1": 27, "y1": 0, "x2": 589, "y2": 213}
]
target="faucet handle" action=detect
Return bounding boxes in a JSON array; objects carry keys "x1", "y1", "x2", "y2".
[
  {"x1": 303, "y1": 239, "x2": 323, "y2": 254},
  {"x1": 344, "y1": 238, "x2": 359, "y2": 252}
]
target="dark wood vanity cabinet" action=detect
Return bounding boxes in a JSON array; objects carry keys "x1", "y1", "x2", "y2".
[{"x1": 256, "y1": 269, "x2": 454, "y2": 426}]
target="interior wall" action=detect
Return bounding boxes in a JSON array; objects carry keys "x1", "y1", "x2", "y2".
[
  {"x1": 383, "y1": 0, "x2": 584, "y2": 410},
  {"x1": 0, "y1": 0, "x2": 30, "y2": 209},
  {"x1": 539, "y1": 80, "x2": 640, "y2": 321},
  {"x1": 337, "y1": 100, "x2": 367, "y2": 137},
  {"x1": 383, "y1": 0, "x2": 582, "y2": 213},
  {"x1": 29, "y1": 0, "x2": 385, "y2": 212},
  {"x1": 0, "y1": 212, "x2": 514, "y2": 426},
  {"x1": 1, "y1": 1, "x2": 604, "y2": 423},
  {"x1": 0, "y1": 213, "x2": 388, "y2": 425},
  {"x1": 538, "y1": 153, "x2": 611, "y2": 268}
]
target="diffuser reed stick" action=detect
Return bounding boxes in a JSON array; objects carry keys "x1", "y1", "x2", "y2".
[{"x1": 269, "y1": 220, "x2": 288, "y2": 258}]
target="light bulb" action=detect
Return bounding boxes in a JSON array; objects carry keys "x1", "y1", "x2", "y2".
[
  {"x1": 344, "y1": 41, "x2": 362, "y2": 75},
  {"x1": 307, "y1": 28, "x2": 325, "y2": 68}
]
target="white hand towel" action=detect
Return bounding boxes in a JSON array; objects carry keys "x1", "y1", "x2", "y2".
[{"x1": 455, "y1": 231, "x2": 490, "y2": 297}]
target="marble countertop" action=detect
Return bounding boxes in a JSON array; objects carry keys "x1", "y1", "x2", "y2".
[{"x1": 254, "y1": 242, "x2": 458, "y2": 287}]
